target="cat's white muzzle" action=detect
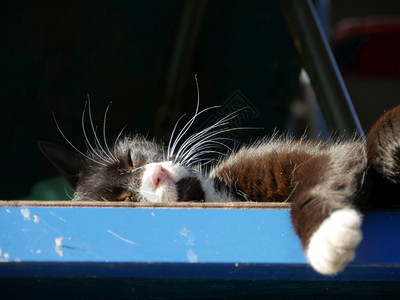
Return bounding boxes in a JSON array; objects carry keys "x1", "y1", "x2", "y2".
[{"x1": 140, "y1": 161, "x2": 191, "y2": 202}]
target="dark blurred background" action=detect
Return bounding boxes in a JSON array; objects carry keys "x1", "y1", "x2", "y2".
[{"x1": 1, "y1": 0, "x2": 400, "y2": 199}]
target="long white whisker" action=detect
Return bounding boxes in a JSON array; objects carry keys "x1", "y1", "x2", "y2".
[
  {"x1": 87, "y1": 96, "x2": 114, "y2": 163},
  {"x1": 81, "y1": 101, "x2": 112, "y2": 164},
  {"x1": 180, "y1": 139, "x2": 235, "y2": 164},
  {"x1": 114, "y1": 125, "x2": 128, "y2": 148},
  {"x1": 167, "y1": 114, "x2": 186, "y2": 159},
  {"x1": 102, "y1": 101, "x2": 118, "y2": 162},
  {"x1": 63, "y1": 184, "x2": 74, "y2": 200},
  {"x1": 182, "y1": 147, "x2": 228, "y2": 164},
  {"x1": 179, "y1": 137, "x2": 234, "y2": 161},
  {"x1": 81, "y1": 101, "x2": 99, "y2": 157},
  {"x1": 175, "y1": 121, "x2": 230, "y2": 158},
  {"x1": 187, "y1": 158, "x2": 218, "y2": 168},
  {"x1": 169, "y1": 106, "x2": 219, "y2": 159},
  {"x1": 173, "y1": 74, "x2": 200, "y2": 148},
  {"x1": 52, "y1": 111, "x2": 107, "y2": 166},
  {"x1": 113, "y1": 124, "x2": 128, "y2": 159},
  {"x1": 177, "y1": 124, "x2": 251, "y2": 161},
  {"x1": 169, "y1": 75, "x2": 222, "y2": 159},
  {"x1": 174, "y1": 107, "x2": 249, "y2": 159}
]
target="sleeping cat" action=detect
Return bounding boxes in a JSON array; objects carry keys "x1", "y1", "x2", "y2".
[{"x1": 38, "y1": 103, "x2": 400, "y2": 276}]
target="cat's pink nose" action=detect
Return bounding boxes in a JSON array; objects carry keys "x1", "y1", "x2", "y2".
[{"x1": 152, "y1": 165, "x2": 169, "y2": 188}]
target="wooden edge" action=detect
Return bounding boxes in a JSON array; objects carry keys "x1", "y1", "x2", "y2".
[{"x1": 0, "y1": 200, "x2": 291, "y2": 209}]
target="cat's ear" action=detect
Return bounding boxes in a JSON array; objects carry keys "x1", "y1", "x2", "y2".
[{"x1": 37, "y1": 141, "x2": 85, "y2": 189}]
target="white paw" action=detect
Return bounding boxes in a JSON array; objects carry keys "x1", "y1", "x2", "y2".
[{"x1": 306, "y1": 208, "x2": 363, "y2": 275}]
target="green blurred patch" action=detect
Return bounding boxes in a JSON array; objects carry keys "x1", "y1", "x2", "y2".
[{"x1": 22, "y1": 177, "x2": 72, "y2": 201}]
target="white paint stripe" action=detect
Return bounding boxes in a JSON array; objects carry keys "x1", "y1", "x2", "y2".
[{"x1": 107, "y1": 230, "x2": 137, "y2": 245}]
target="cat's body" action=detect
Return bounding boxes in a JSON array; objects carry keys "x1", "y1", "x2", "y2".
[{"x1": 39, "y1": 104, "x2": 400, "y2": 276}]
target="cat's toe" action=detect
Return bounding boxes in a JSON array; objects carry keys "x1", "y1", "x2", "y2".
[{"x1": 305, "y1": 208, "x2": 363, "y2": 275}]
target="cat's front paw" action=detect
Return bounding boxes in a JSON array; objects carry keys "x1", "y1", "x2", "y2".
[{"x1": 306, "y1": 208, "x2": 363, "y2": 275}]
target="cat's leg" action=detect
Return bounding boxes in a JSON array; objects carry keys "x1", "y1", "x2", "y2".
[
  {"x1": 290, "y1": 147, "x2": 366, "y2": 275},
  {"x1": 305, "y1": 207, "x2": 362, "y2": 275},
  {"x1": 292, "y1": 196, "x2": 363, "y2": 275}
]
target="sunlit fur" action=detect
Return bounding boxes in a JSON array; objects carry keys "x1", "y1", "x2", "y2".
[{"x1": 40, "y1": 103, "x2": 400, "y2": 276}]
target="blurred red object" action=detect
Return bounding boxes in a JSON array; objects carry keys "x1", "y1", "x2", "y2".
[{"x1": 332, "y1": 18, "x2": 400, "y2": 77}]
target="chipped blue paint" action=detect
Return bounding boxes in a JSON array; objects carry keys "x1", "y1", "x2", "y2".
[
  {"x1": 1, "y1": 207, "x2": 400, "y2": 281},
  {"x1": 0, "y1": 207, "x2": 305, "y2": 264}
]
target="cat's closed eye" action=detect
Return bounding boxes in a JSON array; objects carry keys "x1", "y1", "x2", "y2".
[
  {"x1": 127, "y1": 150, "x2": 134, "y2": 168},
  {"x1": 119, "y1": 151, "x2": 141, "y2": 172}
]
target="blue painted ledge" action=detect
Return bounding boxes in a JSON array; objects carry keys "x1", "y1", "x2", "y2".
[{"x1": 1, "y1": 201, "x2": 400, "y2": 297}]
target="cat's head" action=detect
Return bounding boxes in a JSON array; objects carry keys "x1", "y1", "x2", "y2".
[
  {"x1": 38, "y1": 98, "x2": 243, "y2": 202},
  {"x1": 38, "y1": 135, "x2": 205, "y2": 202}
]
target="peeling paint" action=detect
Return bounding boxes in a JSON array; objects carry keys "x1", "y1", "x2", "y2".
[
  {"x1": 20, "y1": 208, "x2": 30, "y2": 221},
  {"x1": 33, "y1": 215, "x2": 40, "y2": 224},
  {"x1": 55, "y1": 237, "x2": 62, "y2": 247},
  {"x1": 55, "y1": 237, "x2": 63, "y2": 257},
  {"x1": 186, "y1": 249, "x2": 198, "y2": 263},
  {"x1": 180, "y1": 227, "x2": 195, "y2": 246},
  {"x1": 0, "y1": 248, "x2": 10, "y2": 262}
]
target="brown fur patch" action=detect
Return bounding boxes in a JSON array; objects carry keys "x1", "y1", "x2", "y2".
[
  {"x1": 214, "y1": 150, "x2": 321, "y2": 203},
  {"x1": 367, "y1": 105, "x2": 400, "y2": 183}
]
